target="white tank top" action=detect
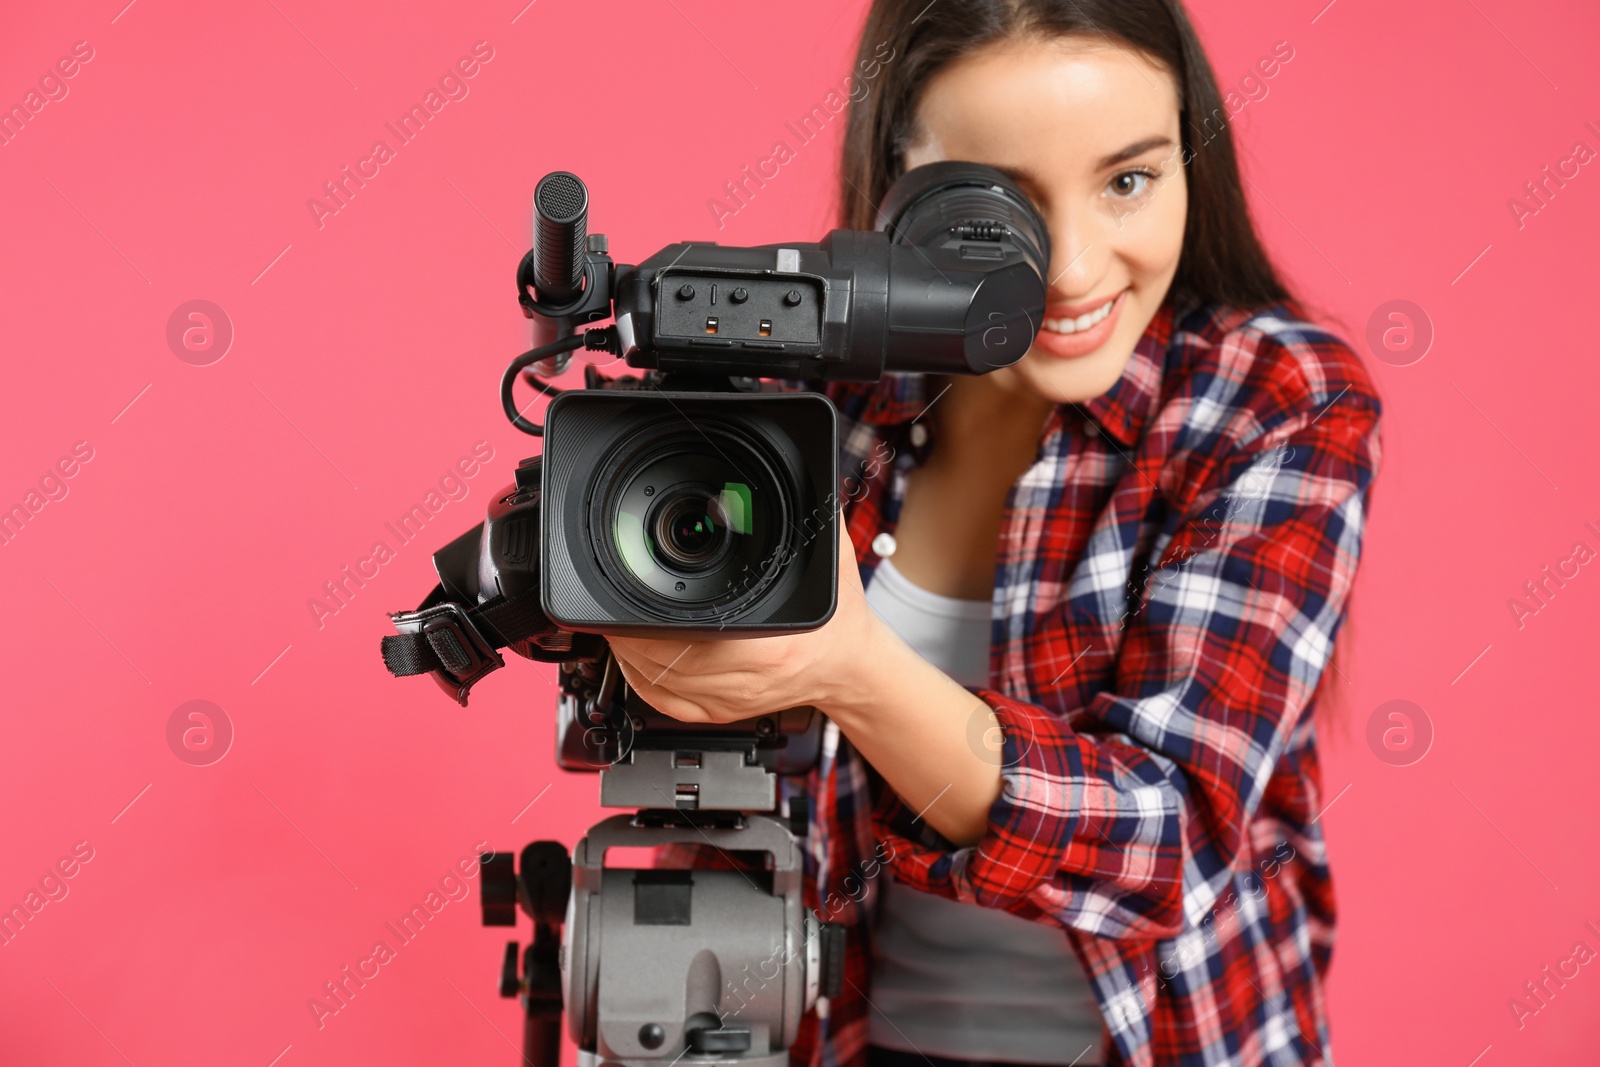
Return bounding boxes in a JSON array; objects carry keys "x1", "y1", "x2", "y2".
[{"x1": 863, "y1": 556, "x2": 1104, "y2": 1064}]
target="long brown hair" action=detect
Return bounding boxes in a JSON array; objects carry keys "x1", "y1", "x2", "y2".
[
  {"x1": 838, "y1": 0, "x2": 1356, "y2": 726},
  {"x1": 841, "y1": 0, "x2": 1293, "y2": 313}
]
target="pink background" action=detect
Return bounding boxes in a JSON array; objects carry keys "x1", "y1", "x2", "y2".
[{"x1": 3, "y1": 1, "x2": 1598, "y2": 1064}]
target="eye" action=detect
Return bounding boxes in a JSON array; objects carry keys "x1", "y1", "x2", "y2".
[{"x1": 1107, "y1": 168, "x2": 1158, "y2": 199}]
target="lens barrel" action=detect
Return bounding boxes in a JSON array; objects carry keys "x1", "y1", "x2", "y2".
[{"x1": 597, "y1": 423, "x2": 789, "y2": 619}]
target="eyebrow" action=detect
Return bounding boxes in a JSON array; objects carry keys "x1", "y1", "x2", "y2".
[
  {"x1": 1096, "y1": 135, "x2": 1176, "y2": 170},
  {"x1": 992, "y1": 136, "x2": 1177, "y2": 188}
]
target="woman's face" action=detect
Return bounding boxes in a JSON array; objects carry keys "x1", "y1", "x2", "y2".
[{"x1": 904, "y1": 35, "x2": 1188, "y2": 405}]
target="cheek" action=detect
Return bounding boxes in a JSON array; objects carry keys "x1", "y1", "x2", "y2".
[
  {"x1": 1119, "y1": 175, "x2": 1187, "y2": 278},
  {"x1": 1008, "y1": 176, "x2": 1184, "y2": 406}
]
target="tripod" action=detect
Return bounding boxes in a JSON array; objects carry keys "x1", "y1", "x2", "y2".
[{"x1": 479, "y1": 664, "x2": 845, "y2": 1067}]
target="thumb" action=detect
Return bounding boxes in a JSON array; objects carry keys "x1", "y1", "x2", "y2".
[{"x1": 837, "y1": 513, "x2": 865, "y2": 592}]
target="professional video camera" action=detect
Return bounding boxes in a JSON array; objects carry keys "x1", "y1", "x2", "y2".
[{"x1": 379, "y1": 161, "x2": 1049, "y2": 1067}]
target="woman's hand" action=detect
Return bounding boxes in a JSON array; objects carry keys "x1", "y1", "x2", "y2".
[
  {"x1": 607, "y1": 523, "x2": 882, "y2": 724},
  {"x1": 611, "y1": 519, "x2": 1005, "y2": 846}
]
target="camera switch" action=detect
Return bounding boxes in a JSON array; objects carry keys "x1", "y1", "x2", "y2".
[{"x1": 705, "y1": 316, "x2": 719, "y2": 334}]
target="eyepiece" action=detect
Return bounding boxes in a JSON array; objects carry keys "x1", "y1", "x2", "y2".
[
  {"x1": 876, "y1": 160, "x2": 1051, "y2": 282},
  {"x1": 874, "y1": 161, "x2": 1052, "y2": 375}
]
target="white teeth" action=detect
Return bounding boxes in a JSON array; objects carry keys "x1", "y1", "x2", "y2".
[{"x1": 1043, "y1": 295, "x2": 1117, "y2": 334}]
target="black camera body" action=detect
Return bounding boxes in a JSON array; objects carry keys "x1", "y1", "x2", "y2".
[
  {"x1": 384, "y1": 159, "x2": 1049, "y2": 695},
  {"x1": 520, "y1": 161, "x2": 1049, "y2": 641}
]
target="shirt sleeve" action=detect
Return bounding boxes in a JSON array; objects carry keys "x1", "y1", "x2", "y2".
[{"x1": 869, "y1": 333, "x2": 1383, "y2": 941}]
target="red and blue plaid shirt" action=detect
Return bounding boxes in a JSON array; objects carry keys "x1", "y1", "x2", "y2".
[{"x1": 783, "y1": 294, "x2": 1383, "y2": 1067}]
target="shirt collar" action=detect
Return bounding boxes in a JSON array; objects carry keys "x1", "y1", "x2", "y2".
[
  {"x1": 1075, "y1": 298, "x2": 1174, "y2": 448},
  {"x1": 852, "y1": 297, "x2": 1176, "y2": 450}
]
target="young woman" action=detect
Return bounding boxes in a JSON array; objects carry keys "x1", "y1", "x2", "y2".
[{"x1": 610, "y1": 1, "x2": 1382, "y2": 1064}]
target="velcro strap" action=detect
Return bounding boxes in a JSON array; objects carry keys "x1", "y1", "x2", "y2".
[
  {"x1": 381, "y1": 632, "x2": 440, "y2": 676},
  {"x1": 428, "y1": 627, "x2": 473, "y2": 674},
  {"x1": 382, "y1": 587, "x2": 556, "y2": 688},
  {"x1": 384, "y1": 573, "x2": 604, "y2": 704},
  {"x1": 475, "y1": 592, "x2": 555, "y2": 648}
]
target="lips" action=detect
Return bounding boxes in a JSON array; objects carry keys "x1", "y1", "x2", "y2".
[{"x1": 1031, "y1": 289, "x2": 1129, "y2": 360}]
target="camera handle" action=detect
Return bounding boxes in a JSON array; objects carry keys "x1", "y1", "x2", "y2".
[{"x1": 380, "y1": 459, "x2": 605, "y2": 705}]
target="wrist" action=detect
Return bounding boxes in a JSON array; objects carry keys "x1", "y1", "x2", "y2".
[{"x1": 816, "y1": 607, "x2": 898, "y2": 726}]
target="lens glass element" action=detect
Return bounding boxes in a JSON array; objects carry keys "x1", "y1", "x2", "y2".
[
  {"x1": 650, "y1": 484, "x2": 749, "y2": 571},
  {"x1": 606, "y1": 441, "x2": 785, "y2": 617}
]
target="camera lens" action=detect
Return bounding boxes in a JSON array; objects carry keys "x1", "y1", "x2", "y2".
[
  {"x1": 596, "y1": 422, "x2": 791, "y2": 621},
  {"x1": 651, "y1": 487, "x2": 741, "y2": 571}
]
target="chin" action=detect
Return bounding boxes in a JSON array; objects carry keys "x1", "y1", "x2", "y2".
[{"x1": 1004, "y1": 340, "x2": 1138, "y2": 406}]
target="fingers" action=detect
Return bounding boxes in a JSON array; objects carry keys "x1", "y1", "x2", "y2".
[
  {"x1": 609, "y1": 640, "x2": 744, "y2": 722},
  {"x1": 610, "y1": 642, "x2": 773, "y2": 724},
  {"x1": 608, "y1": 636, "x2": 699, "y2": 679},
  {"x1": 612, "y1": 653, "x2": 712, "y2": 723},
  {"x1": 837, "y1": 516, "x2": 857, "y2": 572},
  {"x1": 835, "y1": 512, "x2": 872, "y2": 599},
  {"x1": 608, "y1": 642, "x2": 677, "y2": 693},
  {"x1": 609, "y1": 635, "x2": 700, "y2": 662}
]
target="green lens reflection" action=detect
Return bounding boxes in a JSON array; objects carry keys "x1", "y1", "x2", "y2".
[{"x1": 719, "y1": 482, "x2": 753, "y2": 535}]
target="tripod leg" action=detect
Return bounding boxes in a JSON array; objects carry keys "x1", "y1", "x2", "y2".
[
  {"x1": 522, "y1": 926, "x2": 565, "y2": 1067},
  {"x1": 524, "y1": 1010, "x2": 562, "y2": 1067}
]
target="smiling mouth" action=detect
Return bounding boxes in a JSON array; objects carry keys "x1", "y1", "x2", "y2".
[{"x1": 1042, "y1": 294, "x2": 1119, "y2": 334}]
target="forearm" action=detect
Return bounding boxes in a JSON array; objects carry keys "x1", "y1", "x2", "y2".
[{"x1": 820, "y1": 616, "x2": 1004, "y2": 847}]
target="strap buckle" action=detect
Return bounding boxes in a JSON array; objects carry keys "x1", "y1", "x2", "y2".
[{"x1": 389, "y1": 601, "x2": 506, "y2": 707}]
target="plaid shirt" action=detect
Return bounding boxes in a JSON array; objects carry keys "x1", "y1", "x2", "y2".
[{"x1": 779, "y1": 295, "x2": 1384, "y2": 1067}]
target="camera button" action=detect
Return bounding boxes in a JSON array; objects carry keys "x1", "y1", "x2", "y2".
[{"x1": 871, "y1": 532, "x2": 897, "y2": 558}]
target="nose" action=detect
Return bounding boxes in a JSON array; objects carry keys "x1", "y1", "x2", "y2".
[{"x1": 1042, "y1": 203, "x2": 1106, "y2": 298}]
